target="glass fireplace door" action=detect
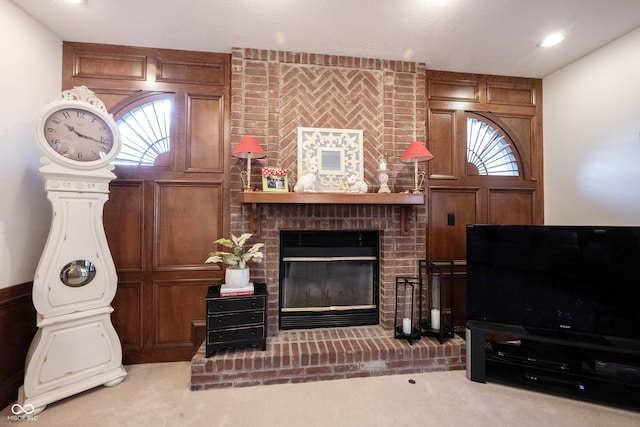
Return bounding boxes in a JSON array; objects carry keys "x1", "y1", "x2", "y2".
[
  {"x1": 281, "y1": 257, "x2": 377, "y2": 311},
  {"x1": 279, "y1": 230, "x2": 379, "y2": 330}
]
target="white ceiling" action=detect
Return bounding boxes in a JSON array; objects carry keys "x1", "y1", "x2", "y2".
[{"x1": 11, "y1": 0, "x2": 640, "y2": 78}]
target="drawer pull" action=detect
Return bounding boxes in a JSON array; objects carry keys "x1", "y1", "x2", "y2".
[
  {"x1": 217, "y1": 318, "x2": 223, "y2": 324},
  {"x1": 218, "y1": 334, "x2": 223, "y2": 339},
  {"x1": 250, "y1": 302, "x2": 256, "y2": 307},
  {"x1": 250, "y1": 330, "x2": 256, "y2": 336},
  {"x1": 218, "y1": 303, "x2": 224, "y2": 309},
  {"x1": 250, "y1": 316, "x2": 256, "y2": 321}
]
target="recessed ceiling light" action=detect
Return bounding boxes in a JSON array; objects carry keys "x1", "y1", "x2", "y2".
[
  {"x1": 64, "y1": 0, "x2": 88, "y2": 4},
  {"x1": 539, "y1": 33, "x2": 565, "y2": 48}
]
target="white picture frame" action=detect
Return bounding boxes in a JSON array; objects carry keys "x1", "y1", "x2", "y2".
[{"x1": 297, "y1": 127, "x2": 364, "y2": 192}]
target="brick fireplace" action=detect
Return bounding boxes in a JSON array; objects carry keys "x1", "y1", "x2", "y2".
[
  {"x1": 190, "y1": 48, "x2": 466, "y2": 390},
  {"x1": 229, "y1": 47, "x2": 428, "y2": 334},
  {"x1": 242, "y1": 203, "x2": 426, "y2": 334}
]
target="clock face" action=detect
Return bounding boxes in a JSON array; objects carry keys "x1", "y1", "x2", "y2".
[{"x1": 43, "y1": 107, "x2": 115, "y2": 162}]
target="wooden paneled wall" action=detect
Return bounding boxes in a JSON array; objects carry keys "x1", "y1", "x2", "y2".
[
  {"x1": 426, "y1": 70, "x2": 543, "y2": 258},
  {"x1": 425, "y1": 70, "x2": 543, "y2": 326},
  {"x1": 63, "y1": 42, "x2": 230, "y2": 364}
]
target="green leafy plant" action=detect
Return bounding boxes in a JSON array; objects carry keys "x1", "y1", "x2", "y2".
[{"x1": 205, "y1": 233, "x2": 264, "y2": 269}]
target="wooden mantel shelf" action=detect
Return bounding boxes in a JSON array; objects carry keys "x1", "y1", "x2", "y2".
[
  {"x1": 238, "y1": 191, "x2": 424, "y2": 205},
  {"x1": 238, "y1": 191, "x2": 425, "y2": 235}
]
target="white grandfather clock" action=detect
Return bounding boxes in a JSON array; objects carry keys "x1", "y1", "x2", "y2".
[{"x1": 18, "y1": 86, "x2": 126, "y2": 414}]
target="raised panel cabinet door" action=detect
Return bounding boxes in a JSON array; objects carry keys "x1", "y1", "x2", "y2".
[
  {"x1": 186, "y1": 96, "x2": 224, "y2": 172},
  {"x1": 104, "y1": 182, "x2": 144, "y2": 271},
  {"x1": 155, "y1": 182, "x2": 224, "y2": 269},
  {"x1": 428, "y1": 189, "x2": 480, "y2": 260}
]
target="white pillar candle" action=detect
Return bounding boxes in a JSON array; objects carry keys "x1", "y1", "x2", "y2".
[
  {"x1": 402, "y1": 318, "x2": 412, "y2": 335},
  {"x1": 431, "y1": 309, "x2": 441, "y2": 330}
]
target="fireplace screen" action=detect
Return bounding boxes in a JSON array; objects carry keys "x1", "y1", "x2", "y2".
[{"x1": 279, "y1": 230, "x2": 379, "y2": 329}]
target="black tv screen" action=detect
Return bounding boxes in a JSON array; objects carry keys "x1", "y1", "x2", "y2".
[{"x1": 466, "y1": 225, "x2": 640, "y2": 341}]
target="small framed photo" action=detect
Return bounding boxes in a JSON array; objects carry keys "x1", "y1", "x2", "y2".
[{"x1": 262, "y1": 167, "x2": 288, "y2": 192}]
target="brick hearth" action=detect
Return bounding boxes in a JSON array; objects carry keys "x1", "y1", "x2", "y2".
[{"x1": 190, "y1": 326, "x2": 465, "y2": 390}]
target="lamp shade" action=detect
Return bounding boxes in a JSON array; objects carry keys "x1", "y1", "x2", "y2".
[
  {"x1": 401, "y1": 141, "x2": 433, "y2": 162},
  {"x1": 232, "y1": 136, "x2": 266, "y2": 159}
]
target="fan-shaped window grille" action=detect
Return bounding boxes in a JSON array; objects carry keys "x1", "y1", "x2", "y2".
[
  {"x1": 466, "y1": 116, "x2": 519, "y2": 176},
  {"x1": 113, "y1": 98, "x2": 171, "y2": 166}
]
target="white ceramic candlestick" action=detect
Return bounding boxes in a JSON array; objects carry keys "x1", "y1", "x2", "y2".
[{"x1": 378, "y1": 156, "x2": 391, "y2": 193}]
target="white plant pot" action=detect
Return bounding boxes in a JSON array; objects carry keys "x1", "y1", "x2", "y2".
[{"x1": 225, "y1": 268, "x2": 250, "y2": 288}]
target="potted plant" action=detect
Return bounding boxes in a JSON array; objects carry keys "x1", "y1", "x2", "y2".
[{"x1": 205, "y1": 233, "x2": 264, "y2": 288}]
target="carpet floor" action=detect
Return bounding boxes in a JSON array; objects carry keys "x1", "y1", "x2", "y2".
[{"x1": 2, "y1": 362, "x2": 639, "y2": 426}]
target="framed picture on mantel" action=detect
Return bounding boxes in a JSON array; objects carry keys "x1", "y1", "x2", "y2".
[
  {"x1": 297, "y1": 127, "x2": 364, "y2": 192},
  {"x1": 262, "y1": 167, "x2": 288, "y2": 192}
]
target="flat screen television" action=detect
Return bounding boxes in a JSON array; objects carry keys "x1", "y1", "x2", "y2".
[{"x1": 466, "y1": 224, "x2": 640, "y2": 344}]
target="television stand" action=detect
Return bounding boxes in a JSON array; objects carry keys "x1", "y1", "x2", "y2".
[{"x1": 466, "y1": 320, "x2": 640, "y2": 411}]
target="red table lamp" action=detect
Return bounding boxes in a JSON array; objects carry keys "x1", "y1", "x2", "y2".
[
  {"x1": 233, "y1": 136, "x2": 266, "y2": 191},
  {"x1": 401, "y1": 141, "x2": 433, "y2": 194}
]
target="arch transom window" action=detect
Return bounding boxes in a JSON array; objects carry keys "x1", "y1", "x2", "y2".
[
  {"x1": 114, "y1": 98, "x2": 171, "y2": 166},
  {"x1": 466, "y1": 116, "x2": 519, "y2": 176}
]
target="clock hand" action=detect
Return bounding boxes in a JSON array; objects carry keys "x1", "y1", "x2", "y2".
[
  {"x1": 75, "y1": 132, "x2": 102, "y2": 143},
  {"x1": 64, "y1": 124, "x2": 90, "y2": 139},
  {"x1": 65, "y1": 125, "x2": 101, "y2": 143}
]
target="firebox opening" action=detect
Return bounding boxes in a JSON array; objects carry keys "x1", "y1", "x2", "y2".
[{"x1": 279, "y1": 230, "x2": 380, "y2": 330}]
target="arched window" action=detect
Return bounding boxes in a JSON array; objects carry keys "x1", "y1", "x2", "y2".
[
  {"x1": 466, "y1": 116, "x2": 519, "y2": 176},
  {"x1": 113, "y1": 98, "x2": 171, "y2": 166}
]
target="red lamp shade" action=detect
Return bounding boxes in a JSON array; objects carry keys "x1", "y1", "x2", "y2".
[
  {"x1": 401, "y1": 141, "x2": 433, "y2": 162},
  {"x1": 232, "y1": 136, "x2": 266, "y2": 159}
]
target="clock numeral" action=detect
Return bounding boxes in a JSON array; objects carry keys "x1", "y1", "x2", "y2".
[
  {"x1": 77, "y1": 152, "x2": 84, "y2": 159},
  {"x1": 76, "y1": 111, "x2": 85, "y2": 119},
  {"x1": 50, "y1": 118, "x2": 61, "y2": 125},
  {"x1": 62, "y1": 111, "x2": 71, "y2": 119}
]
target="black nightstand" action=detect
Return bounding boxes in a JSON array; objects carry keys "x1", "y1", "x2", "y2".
[{"x1": 205, "y1": 282, "x2": 267, "y2": 357}]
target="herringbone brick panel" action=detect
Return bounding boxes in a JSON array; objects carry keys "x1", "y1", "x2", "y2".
[{"x1": 278, "y1": 64, "x2": 384, "y2": 182}]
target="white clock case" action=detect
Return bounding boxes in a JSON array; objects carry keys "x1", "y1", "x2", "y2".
[
  {"x1": 19, "y1": 87, "x2": 126, "y2": 415},
  {"x1": 31, "y1": 168, "x2": 118, "y2": 317}
]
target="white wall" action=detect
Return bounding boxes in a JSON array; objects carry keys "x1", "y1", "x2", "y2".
[
  {"x1": 0, "y1": 0, "x2": 61, "y2": 289},
  {"x1": 543, "y1": 27, "x2": 640, "y2": 226}
]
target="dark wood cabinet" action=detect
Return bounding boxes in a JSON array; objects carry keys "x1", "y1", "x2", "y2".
[{"x1": 205, "y1": 283, "x2": 267, "y2": 357}]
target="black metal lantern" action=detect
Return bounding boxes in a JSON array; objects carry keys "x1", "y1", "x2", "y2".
[
  {"x1": 419, "y1": 259, "x2": 455, "y2": 343},
  {"x1": 394, "y1": 276, "x2": 421, "y2": 344}
]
